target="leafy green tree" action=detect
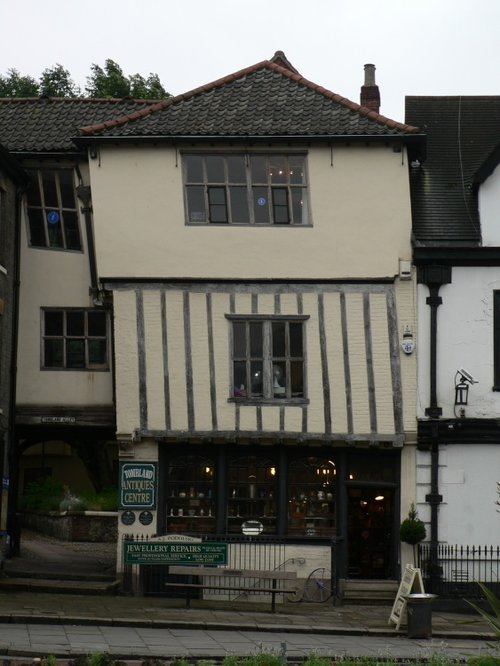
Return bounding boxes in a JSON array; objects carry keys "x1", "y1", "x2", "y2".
[
  {"x1": 0, "y1": 60, "x2": 170, "y2": 99},
  {"x1": 85, "y1": 59, "x2": 130, "y2": 98},
  {"x1": 129, "y1": 72, "x2": 169, "y2": 99},
  {"x1": 39, "y1": 64, "x2": 80, "y2": 97},
  {"x1": 0, "y1": 68, "x2": 39, "y2": 97},
  {"x1": 86, "y1": 59, "x2": 169, "y2": 99}
]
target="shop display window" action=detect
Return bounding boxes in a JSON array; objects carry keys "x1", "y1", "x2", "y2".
[
  {"x1": 227, "y1": 455, "x2": 277, "y2": 534},
  {"x1": 166, "y1": 455, "x2": 216, "y2": 534},
  {"x1": 288, "y1": 457, "x2": 336, "y2": 537}
]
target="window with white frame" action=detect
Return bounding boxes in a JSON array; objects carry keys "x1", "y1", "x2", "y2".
[
  {"x1": 42, "y1": 309, "x2": 108, "y2": 370},
  {"x1": 26, "y1": 169, "x2": 81, "y2": 250},
  {"x1": 184, "y1": 154, "x2": 309, "y2": 225},
  {"x1": 227, "y1": 315, "x2": 307, "y2": 401}
]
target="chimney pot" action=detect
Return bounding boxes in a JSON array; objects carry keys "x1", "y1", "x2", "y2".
[{"x1": 360, "y1": 63, "x2": 380, "y2": 114}]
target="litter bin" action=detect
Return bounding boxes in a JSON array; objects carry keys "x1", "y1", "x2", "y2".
[{"x1": 405, "y1": 593, "x2": 437, "y2": 638}]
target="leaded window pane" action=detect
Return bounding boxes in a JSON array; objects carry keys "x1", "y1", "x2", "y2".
[
  {"x1": 26, "y1": 169, "x2": 81, "y2": 250},
  {"x1": 206, "y1": 156, "x2": 225, "y2": 182},
  {"x1": 45, "y1": 311, "x2": 63, "y2": 336},
  {"x1": 66, "y1": 311, "x2": 84, "y2": 336},
  {"x1": 88, "y1": 311, "x2": 107, "y2": 336},
  {"x1": 184, "y1": 154, "x2": 309, "y2": 226},
  {"x1": 42, "y1": 171, "x2": 58, "y2": 208},
  {"x1": 44, "y1": 339, "x2": 63, "y2": 367},
  {"x1": 67, "y1": 339, "x2": 85, "y2": 368},
  {"x1": 186, "y1": 186, "x2": 206, "y2": 222}
]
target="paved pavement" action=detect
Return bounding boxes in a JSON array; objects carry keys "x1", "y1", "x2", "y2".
[
  {"x1": 0, "y1": 532, "x2": 498, "y2": 661},
  {"x1": 0, "y1": 590, "x2": 497, "y2": 661}
]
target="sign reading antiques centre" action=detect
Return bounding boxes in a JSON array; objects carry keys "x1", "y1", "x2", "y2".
[
  {"x1": 119, "y1": 462, "x2": 157, "y2": 509},
  {"x1": 124, "y1": 538, "x2": 228, "y2": 565}
]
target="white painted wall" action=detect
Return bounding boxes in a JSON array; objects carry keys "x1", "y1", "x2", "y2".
[
  {"x1": 89, "y1": 142, "x2": 413, "y2": 281},
  {"x1": 479, "y1": 164, "x2": 500, "y2": 246},
  {"x1": 417, "y1": 267, "x2": 500, "y2": 419},
  {"x1": 417, "y1": 445, "x2": 500, "y2": 545},
  {"x1": 16, "y1": 169, "x2": 113, "y2": 407}
]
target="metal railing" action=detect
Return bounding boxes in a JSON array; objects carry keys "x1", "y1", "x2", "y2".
[
  {"x1": 122, "y1": 533, "x2": 288, "y2": 597},
  {"x1": 418, "y1": 543, "x2": 500, "y2": 599}
]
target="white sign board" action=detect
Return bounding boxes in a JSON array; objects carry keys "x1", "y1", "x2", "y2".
[{"x1": 389, "y1": 564, "x2": 424, "y2": 629}]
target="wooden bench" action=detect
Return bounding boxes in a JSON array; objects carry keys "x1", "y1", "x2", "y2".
[{"x1": 166, "y1": 565, "x2": 297, "y2": 612}]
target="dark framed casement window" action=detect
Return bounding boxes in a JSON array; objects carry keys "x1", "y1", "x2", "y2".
[
  {"x1": 227, "y1": 315, "x2": 308, "y2": 401},
  {"x1": 184, "y1": 153, "x2": 309, "y2": 225},
  {"x1": 26, "y1": 169, "x2": 82, "y2": 250},
  {"x1": 494, "y1": 291, "x2": 500, "y2": 389},
  {"x1": 42, "y1": 308, "x2": 108, "y2": 370}
]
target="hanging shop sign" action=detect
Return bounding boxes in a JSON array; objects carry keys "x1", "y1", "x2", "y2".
[{"x1": 119, "y1": 462, "x2": 157, "y2": 509}]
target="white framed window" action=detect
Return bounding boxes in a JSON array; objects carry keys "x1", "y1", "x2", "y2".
[
  {"x1": 42, "y1": 308, "x2": 109, "y2": 370},
  {"x1": 184, "y1": 153, "x2": 309, "y2": 225},
  {"x1": 227, "y1": 315, "x2": 308, "y2": 401},
  {"x1": 26, "y1": 169, "x2": 82, "y2": 250}
]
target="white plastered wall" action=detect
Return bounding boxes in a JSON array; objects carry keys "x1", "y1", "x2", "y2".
[{"x1": 89, "y1": 143, "x2": 412, "y2": 281}]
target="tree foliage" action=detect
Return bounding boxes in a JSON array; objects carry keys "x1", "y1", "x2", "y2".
[
  {"x1": 0, "y1": 60, "x2": 170, "y2": 99},
  {"x1": 39, "y1": 64, "x2": 80, "y2": 97},
  {"x1": 86, "y1": 59, "x2": 169, "y2": 99},
  {"x1": 0, "y1": 68, "x2": 39, "y2": 97}
]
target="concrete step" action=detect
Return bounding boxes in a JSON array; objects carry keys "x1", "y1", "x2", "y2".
[
  {"x1": 0, "y1": 576, "x2": 120, "y2": 595},
  {"x1": 340, "y1": 579, "x2": 399, "y2": 605}
]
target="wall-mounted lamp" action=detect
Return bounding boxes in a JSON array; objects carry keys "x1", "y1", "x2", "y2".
[{"x1": 454, "y1": 368, "x2": 478, "y2": 406}]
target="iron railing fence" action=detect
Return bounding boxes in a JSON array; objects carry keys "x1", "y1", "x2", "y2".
[
  {"x1": 418, "y1": 543, "x2": 500, "y2": 599},
  {"x1": 122, "y1": 533, "x2": 289, "y2": 597}
]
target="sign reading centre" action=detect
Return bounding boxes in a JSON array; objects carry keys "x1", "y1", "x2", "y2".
[{"x1": 119, "y1": 462, "x2": 157, "y2": 509}]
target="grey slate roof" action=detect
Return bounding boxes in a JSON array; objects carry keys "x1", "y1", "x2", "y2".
[
  {"x1": 405, "y1": 96, "x2": 500, "y2": 246},
  {"x1": 78, "y1": 59, "x2": 418, "y2": 140},
  {"x1": 0, "y1": 98, "x2": 155, "y2": 153}
]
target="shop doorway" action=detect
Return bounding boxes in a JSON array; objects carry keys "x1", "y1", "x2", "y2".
[{"x1": 347, "y1": 487, "x2": 395, "y2": 579}]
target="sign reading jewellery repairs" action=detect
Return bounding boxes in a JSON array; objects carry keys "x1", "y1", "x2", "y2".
[
  {"x1": 119, "y1": 462, "x2": 157, "y2": 509},
  {"x1": 124, "y1": 538, "x2": 228, "y2": 565}
]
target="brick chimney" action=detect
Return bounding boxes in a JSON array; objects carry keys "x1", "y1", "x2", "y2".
[{"x1": 360, "y1": 63, "x2": 380, "y2": 113}]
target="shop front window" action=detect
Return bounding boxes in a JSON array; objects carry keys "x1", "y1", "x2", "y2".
[
  {"x1": 227, "y1": 455, "x2": 277, "y2": 534},
  {"x1": 288, "y1": 457, "x2": 336, "y2": 538},
  {"x1": 166, "y1": 455, "x2": 215, "y2": 534}
]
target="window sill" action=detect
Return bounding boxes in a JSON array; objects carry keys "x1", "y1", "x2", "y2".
[
  {"x1": 186, "y1": 221, "x2": 313, "y2": 228},
  {"x1": 228, "y1": 397, "x2": 309, "y2": 406}
]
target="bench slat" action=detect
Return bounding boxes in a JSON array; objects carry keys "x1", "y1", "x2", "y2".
[{"x1": 169, "y1": 565, "x2": 296, "y2": 579}]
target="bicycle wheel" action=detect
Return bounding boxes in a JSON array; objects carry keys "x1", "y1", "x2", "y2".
[{"x1": 303, "y1": 567, "x2": 332, "y2": 602}]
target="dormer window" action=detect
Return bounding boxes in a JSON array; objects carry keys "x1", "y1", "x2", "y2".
[{"x1": 184, "y1": 153, "x2": 309, "y2": 226}]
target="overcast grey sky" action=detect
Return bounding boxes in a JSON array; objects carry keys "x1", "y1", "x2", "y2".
[{"x1": 2, "y1": 0, "x2": 499, "y2": 122}]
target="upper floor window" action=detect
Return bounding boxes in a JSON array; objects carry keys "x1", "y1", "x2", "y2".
[
  {"x1": 227, "y1": 315, "x2": 307, "y2": 401},
  {"x1": 42, "y1": 308, "x2": 108, "y2": 370},
  {"x1": 26, "y1": 169, "x2": 82, "y2": 250},
  {"x1": 184, "y1": 154, "x2": 309, "y2": 225}
]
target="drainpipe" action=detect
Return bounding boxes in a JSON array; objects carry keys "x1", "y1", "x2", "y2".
[
  {"x1": 417, "y1": 265, "x2": 451, "y2": 592},
  {"x1": 75, "y1": 166, "x2": 99, "y2": 300},
  {"x1": 6, "y1": 179, "x2": 30, "y2": 557}
]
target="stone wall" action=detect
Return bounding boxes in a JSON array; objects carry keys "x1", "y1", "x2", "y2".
[{"x1": 21, "y1": 511, "x2": 118, "y2": 542}]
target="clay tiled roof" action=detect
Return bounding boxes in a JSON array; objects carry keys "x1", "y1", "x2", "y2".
[
  {"x1": 0, "y1": 98, "x2": 156, "y2": 153},
  {"x1": 78, "y1": 58, "x2": 418, "y2": 140},
  {"x1": 405, "y1": 96, "x2": 500, "y2": 246}
]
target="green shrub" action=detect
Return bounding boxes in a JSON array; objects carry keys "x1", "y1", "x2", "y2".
[
  {"x1": 20, "y1": 478, "x2": 117, "y2": 512},
  {"x1": 78, "y1": 487, "x2": 118, "y2": 511},
  {"x1": 20, "y1": 477, "x2": 64, "y2": 511},
  {"x1": 400, "y1": 503, "x2": 426, "y2": 545}
]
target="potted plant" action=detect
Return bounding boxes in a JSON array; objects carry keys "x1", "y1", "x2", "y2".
[{"x1": 400, "y1": 503, "x2": 426, "y2": 564}]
